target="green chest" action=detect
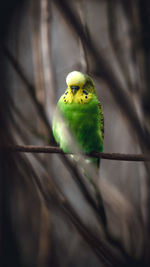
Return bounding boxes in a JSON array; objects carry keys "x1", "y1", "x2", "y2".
[
  {"x1": 57, "y1": 97, "x2": 103, "y2": 152},
  {"x1": 60, "y1": 102, "x2": 98, "y2": 132}
]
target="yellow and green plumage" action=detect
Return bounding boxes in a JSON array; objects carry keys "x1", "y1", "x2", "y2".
[{"x1": 52, "y1": 71, "x2": 104, "y2": 166}]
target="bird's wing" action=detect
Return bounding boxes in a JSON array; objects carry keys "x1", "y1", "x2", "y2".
[{"x1": 98, "y1": 102, "x2": 104, "y2": 140}]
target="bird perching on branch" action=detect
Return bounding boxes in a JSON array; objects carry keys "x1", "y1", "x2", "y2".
[{"x1": 52, "y1": 71, "x2": 104, "y2": 167}]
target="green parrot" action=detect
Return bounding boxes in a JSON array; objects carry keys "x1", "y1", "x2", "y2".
[{"x1": 52, "y1": 71, "x2": 104, "y2": 167}]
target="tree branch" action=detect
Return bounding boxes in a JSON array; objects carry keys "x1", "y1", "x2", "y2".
[{"x1": 3, "y1": 144, "x2": 150, "y2": 161}]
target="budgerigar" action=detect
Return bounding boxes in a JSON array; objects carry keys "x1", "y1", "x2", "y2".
[{"x1": 52, "y1": 71, "x2": 104, "y2": 167}]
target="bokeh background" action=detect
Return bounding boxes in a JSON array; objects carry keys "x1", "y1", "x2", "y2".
[{"x1": 1, "y1": 0, "x2": 150, "y2": 266}]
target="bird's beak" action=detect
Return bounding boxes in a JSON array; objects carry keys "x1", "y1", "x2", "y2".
[{"x1": 71, "y1": 86, "x2": 80, "y2": 95}]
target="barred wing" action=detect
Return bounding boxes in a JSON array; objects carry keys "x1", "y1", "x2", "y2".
[{"x1": 98, "y1": 102, "x2": 104, "y2": 140}]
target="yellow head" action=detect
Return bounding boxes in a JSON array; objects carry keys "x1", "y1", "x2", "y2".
[
  {"x1": 62, "y1": 71, "x2": 96, "y2": 104},
  {"x1": 66, "y1": 71, "x2": 86, "y2": 89}
]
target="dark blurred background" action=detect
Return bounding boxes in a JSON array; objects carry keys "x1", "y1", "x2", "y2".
[{"x1": 0, "y1": 0, "x2": 150, "y2": 266}]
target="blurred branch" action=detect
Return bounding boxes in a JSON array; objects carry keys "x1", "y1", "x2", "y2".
[
  {"x1": 8, "y1": 105, "x2": 50, "y2": 168},
  {"x1": 57, "y1": 194, "x2": 127, "y2": 267},
  {"x1": 30, "y1": 156, "x2": 135, "y2": 267},
  {"x1": 11, "y1": 99, "x2": 49, "y2": 141},
  {"x1": 40, "y1": 0, "x2": 57, "y2": 121},
  {"x1": 59, "y1": 153, "x2": 106, "y2": 224},
  {"x1": 30, "y1": 0, "x2": 45, "y2": 104},
  {"x1": 107, "y1": 1, "x2": 132, "y2": 90},
  {"x1": 138, "y1": 0, "x2": 150, "y2": 90},
  {"x1": 77, "y1": 0, "x2": 89, "y2": 73},
  {"x1": 4, "y1": 144, "x2": 150, "y2": 161},
  {"x1": 2, "y1": 45, "x2": 52, "y2": 139}
]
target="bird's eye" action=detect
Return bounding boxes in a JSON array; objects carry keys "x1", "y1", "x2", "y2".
[{"x1": 83, "y1": 90, "x2": 88, "y2": 95}]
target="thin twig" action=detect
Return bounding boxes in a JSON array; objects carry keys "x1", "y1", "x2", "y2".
[{"x1": 4, "y1": 144, "x2": 150, "y2": 161}]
